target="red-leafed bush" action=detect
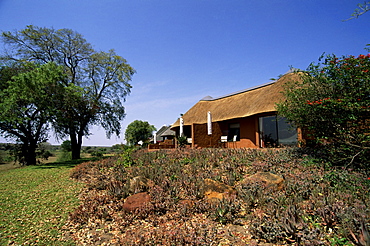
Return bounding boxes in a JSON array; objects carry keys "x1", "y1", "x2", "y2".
[{"x1": 277, "y1": 51, "x2": 370, "y2": 168}]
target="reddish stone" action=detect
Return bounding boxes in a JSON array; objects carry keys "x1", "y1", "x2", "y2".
[{"x1": 123, "y1": 192, "x2": 151, "y2": 212}]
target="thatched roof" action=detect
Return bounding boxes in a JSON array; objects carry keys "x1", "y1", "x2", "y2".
[
  {"x1": 161, "y1": 127, "x2": 175, "y2": 137},
  {"x1": 171, "y1": 72, "x2": 299, "y2": 128}
]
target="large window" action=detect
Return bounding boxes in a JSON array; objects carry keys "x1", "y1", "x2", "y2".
[
  {"x1": 228, "y1": 123, "x2": 240, "y2": 142},
  {"x1": 259, "y1": 116, "x2": 297, "y2": 147}
]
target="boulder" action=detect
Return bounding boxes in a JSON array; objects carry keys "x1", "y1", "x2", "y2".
[
  {"x1": 240, "y1": 172, "x2": 284, "y2": 190},
  {"x1": 203, "y1": 178, "x2": 236, "y2": 202},
  {"x1": 123, "y1": 192, "x2": 151, "y2": 212}
]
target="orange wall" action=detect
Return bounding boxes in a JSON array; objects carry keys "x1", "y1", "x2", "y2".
[
  {"x1": 192, "y1": 116, "x2": 260, "y2": 148},
  {"x1": 192, "y1": 123, "x2": 223, "y2": 148},
  {"x1": 224, "y1": 139, "x2": 259, "y2": 148},
  {"x1": 240, "y1": 117, "x2": 258, "y2": 146}
]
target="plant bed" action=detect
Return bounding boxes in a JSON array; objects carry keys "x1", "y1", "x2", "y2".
[{"x1": 67, "y1": 148, "x2": 370, "y2": 245}]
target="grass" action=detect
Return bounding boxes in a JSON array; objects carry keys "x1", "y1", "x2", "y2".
[{"x1": 0, "y1": 160, "x2": 86, "y2": 245}]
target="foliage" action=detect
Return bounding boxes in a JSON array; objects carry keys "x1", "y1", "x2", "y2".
[
  {"x1": 60, "y1": 140, "x2": 72, "y2": 152},
  {"x1": 277, "y1": 52, "x2": 370, "y2": 167},
  {"x1": 90, "y1": 150, "x2": 104, "y2": 157},
  {"x1": 0, "y1": 161, "x2": 83, "y2": 245},
  {"x1": 1, "y1": 25, "x2": 135, "y2": 160},
  {"x1": 57, "y1": 151, "x2": 72, "y2": 162},
  {"x1": 0, "y1": 144, "x2": 15, "y2": 164},
  {"x1": 346, "y1": 1, "x2": 370, "y2": 20},
  {"x1": 68, "y1": 148, "x2": 370, "y2": 245},
  {"x1": 0, "y1": 62, "x2": 66, "y2": 165},
  {"x1": 124, "y1": 120, "x2": 156, "y2": 146},
  {"x1": 57, "y1": 140, "x2": 73, "y2": 164},
  {"x1": 111, "y1": 143, "x2": 127, "y2": 151},
  {"x1": 176, "y1": 135, "x2": 188, "y2": 148},
  {"x1": 36, "y1": 143, "x2": 53, "y2": 160},
  {"x1": 115, "y1": 147, "x2": 136, "y2": 167},
  {"x1": 0, "y1": 150, "x2": 5, "y2": 163}
]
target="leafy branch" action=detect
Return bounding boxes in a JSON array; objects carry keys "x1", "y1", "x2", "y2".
[{"x1": 344, "y1": 1, "x2": 370, "y2": 21}]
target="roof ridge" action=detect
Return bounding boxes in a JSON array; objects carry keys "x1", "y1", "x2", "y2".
[{"x1": 200, "y1": 80, "x2": 276, "y2": 101}]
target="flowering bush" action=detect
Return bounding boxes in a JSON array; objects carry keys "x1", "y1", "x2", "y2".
[{"x1": 277, "y1": 51, "x2": 370, "y2": 167}]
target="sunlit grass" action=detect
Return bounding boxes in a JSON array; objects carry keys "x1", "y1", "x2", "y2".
[{"x1": 0, "y1": 161, "x2": 85, "y2": 245}]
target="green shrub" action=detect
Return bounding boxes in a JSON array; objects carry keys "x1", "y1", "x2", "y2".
[
  {"x1": 57, "y1": 151, "x2": 72, "y2": 162},
  {"x1": 91, "y1": 151, "x2": 103, "y2": 157},
  {"x1": 60, "y1": 140, "x2": 72, "y2": 152}
]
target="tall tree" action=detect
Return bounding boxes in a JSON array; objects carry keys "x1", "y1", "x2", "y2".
[
  {"x1": 125, "y1": 120, "x2": 156, "y2": 146},
  {"x1": 0, "y1": 62, "x2": 66, "y2": 165},
  {"x1": 1, "y1": 26, "x2": 135, "y2": 159}
]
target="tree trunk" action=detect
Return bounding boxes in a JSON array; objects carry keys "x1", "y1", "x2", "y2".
[
  {"x1": 69, "y1": 119, "x2": 89, "y2": 160},
  {"x1": 28, "y1": 144, "x2": 37, "y2": 166},
  {"x1": 22, "y1": 141, "x2": 37, "y2": 166},
  {"x1": 70, "y1": 131, "x2": 81, "y2": 160}
]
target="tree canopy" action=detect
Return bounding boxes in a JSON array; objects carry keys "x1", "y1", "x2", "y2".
[
  {"x1": 277, "y1": 51, "x2": 370, "y2": 167},
  {"x1": 125, "y1": 120, "x2": 156, "y2": 146},
  {"x1": 1, "y1": 25, "x2": 135, "y2": 159},
  {"x1": 0, "y1": 62, "x2": 66, "y2": 165}
]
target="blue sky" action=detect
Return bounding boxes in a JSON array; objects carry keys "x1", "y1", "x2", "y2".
[{"x1": 0, "y1": 0, "x2": 369, "y2": 146}]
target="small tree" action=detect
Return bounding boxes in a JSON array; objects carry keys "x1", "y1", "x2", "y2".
[
  {"x1": 125, "y1": 120, "x2": 156, "y2": 146},
  {"x1": 176, "y1": 135, "x2": 188, "y2": 148},
  {"x1": 277, "y1": 52, "x2": 370, "y2": 167},
  {"x1": 36, "y1": 142, "x2": 53, "y2": 161},
  {"x1": 61, "y1": 140, "x2": 72, "y2": 152}
]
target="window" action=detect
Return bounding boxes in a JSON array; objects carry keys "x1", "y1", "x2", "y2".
[
  {"x1": 228, "y1": 123, "x2": 240, "y2": 142},
  {"x1": 259, "y1": 116, "x2": 297, "y2": 147}
]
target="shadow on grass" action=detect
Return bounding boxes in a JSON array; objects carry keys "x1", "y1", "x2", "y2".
[{"x1": 35, "y1": 158, "x2": 97, "y2": 169}]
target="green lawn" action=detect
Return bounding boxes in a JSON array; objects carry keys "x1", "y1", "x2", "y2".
[{"x1": 0, "y1": 161, "x2": 84, "y2": 245}]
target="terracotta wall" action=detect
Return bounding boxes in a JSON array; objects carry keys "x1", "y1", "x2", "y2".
[
  {"x1": 240, "y1": 117, "x2": 259, "y2": 147},
  {"x1": 192, "y1": 123, "x2": 223, "y2": 148},
  {"x1": 191, "y1": 116, "x2": 260, "y2": 148},
  {"x1": 217, "y1": 116, "x2": 260, "y2": 148},
  {"x1": 224, "y1": 139, "x2": 259, "y2": 148}
]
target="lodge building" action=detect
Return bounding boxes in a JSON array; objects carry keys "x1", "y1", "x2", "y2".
[{"x1": 169, "y1": 72, "x2": 301, "y2": 149}]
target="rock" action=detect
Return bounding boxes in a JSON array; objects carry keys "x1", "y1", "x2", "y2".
[
  {"x1": 123, "y1": 192, "x2": 151, "y2": 212},
  {"x1": 203, "y1": 178, "x2": 236, "y2": 202},
  {"x1": 240, "y1": 172, "x2": 284, "y2": 190}
]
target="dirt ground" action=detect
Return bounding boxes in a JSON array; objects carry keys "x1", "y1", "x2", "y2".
[{"x1": 0, "y1": 162, "x2": 22, "y2": 171}]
